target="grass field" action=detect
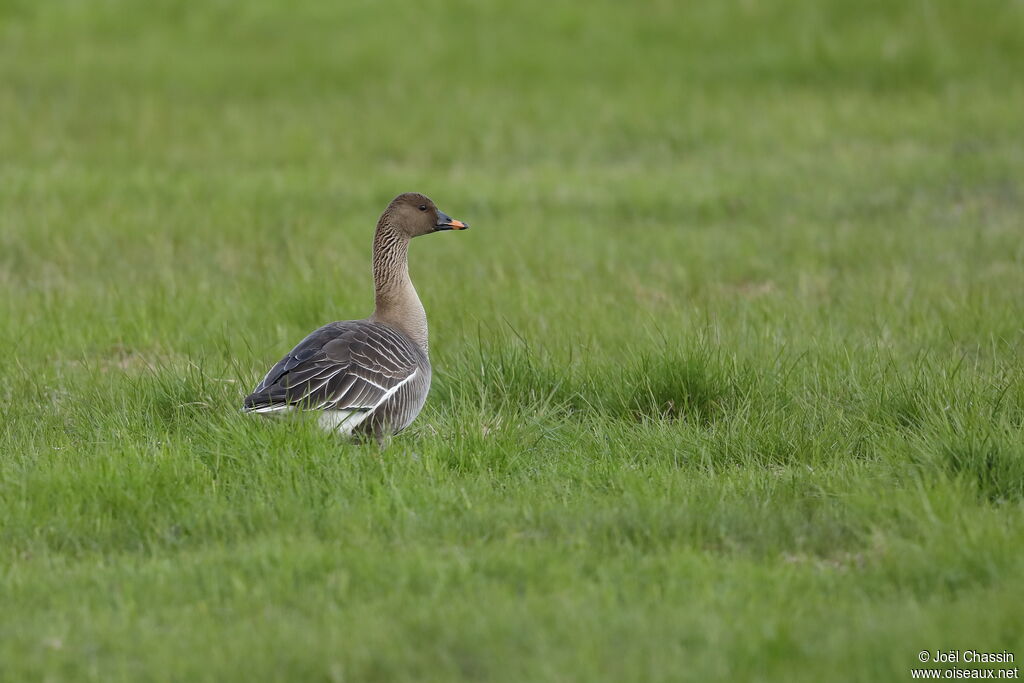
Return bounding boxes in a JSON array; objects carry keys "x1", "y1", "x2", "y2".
[{"x1": 2, "y1": 1, "x2": 1024, "y2": 680}]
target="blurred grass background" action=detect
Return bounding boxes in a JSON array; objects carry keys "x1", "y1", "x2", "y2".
[{"x1": 1, "y1": 1, "x2": 1023, "y2": 681}]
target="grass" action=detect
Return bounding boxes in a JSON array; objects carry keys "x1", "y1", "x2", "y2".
[{"x1": 2, "y1": 0, "x2": 1023, "y2": 680}]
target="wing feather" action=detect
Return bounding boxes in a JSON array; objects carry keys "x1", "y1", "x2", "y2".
[{"x1": 243, "y1": 321, "x2": 424, "y2": 417}]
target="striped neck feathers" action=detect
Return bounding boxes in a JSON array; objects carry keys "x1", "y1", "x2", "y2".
[{"x1": 370, "y1": 221, "x2": 428, "y2": 351}]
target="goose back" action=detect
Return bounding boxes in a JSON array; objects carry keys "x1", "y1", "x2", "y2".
[{"x1": 243, "y1": 320, "x2": 431, "y2": 437}]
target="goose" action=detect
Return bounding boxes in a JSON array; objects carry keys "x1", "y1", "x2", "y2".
[{"x1": 242, "y1": 192, "x2": 469, "y2": 441}]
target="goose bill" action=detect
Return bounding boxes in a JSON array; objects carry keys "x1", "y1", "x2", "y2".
[{"x1": 435, "y1": 211, "x2": 469, "y2": 231}]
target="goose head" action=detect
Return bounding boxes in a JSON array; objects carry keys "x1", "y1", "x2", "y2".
[{"x1": 385, "y1": 192, "x2": 468, "y2": 238}]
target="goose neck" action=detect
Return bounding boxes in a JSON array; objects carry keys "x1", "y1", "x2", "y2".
[{"x1": 370, "y1": 223, "x2": 428, "y2": 351}]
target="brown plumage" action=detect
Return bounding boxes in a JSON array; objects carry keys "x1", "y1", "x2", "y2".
[{"x1": 243, "y1": 193, "x2": 469, "y2": 441}]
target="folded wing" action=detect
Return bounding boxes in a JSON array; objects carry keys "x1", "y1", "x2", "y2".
[{"x1": 243, "y1": 321, "x2": 422, "y2": 418}]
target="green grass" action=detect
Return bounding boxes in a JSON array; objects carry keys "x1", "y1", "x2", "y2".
[{"x1": 2, "y1": 0, "x2": 1024, "y2": 680}]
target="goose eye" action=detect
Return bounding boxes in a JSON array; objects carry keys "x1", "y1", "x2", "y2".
[{"x1": 418, "y1": 205, "x2": 428, "y2": 212}]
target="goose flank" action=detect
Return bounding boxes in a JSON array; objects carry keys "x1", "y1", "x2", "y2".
[{"x1": 242, "y1": 193, "x2": 469, "y2": 441}]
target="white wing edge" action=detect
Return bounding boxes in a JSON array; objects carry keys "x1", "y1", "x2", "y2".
[{"x1": 250, "y1": 369, "x2": 420, "y2": 436}]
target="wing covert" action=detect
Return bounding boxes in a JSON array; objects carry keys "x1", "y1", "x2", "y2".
[{"x1": 243, "y1": 321, "x2": 423, "y2": 414}]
